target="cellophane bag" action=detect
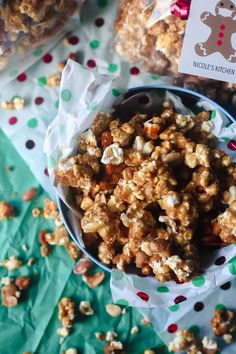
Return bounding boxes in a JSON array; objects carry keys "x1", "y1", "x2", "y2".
[
  {"x1": 114, "y1": 0, "x2": 236, "y2": 109},
  {"x1": 0, "y1": 0, "x2": 84, "y2": 72}
]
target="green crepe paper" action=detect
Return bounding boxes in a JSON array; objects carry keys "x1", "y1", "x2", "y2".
[{"x1": 0, "y1": 128, "x2": 165, "y2": 354}]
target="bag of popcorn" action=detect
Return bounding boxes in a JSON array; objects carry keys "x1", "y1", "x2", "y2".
[
  {"x1": 0, "y1": 0, "x2": 84, "y2": 72},
  {"x1": 114, "y1": 0, "x2": 236, "y2": 109}
]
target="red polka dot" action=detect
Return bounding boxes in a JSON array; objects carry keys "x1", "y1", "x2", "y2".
[
  {"x1": 219, "y1": 32, "x2": 224, "y2": 38},
  {"x1": 8, "y1": 117, "x2": 17, "y2": 125},
  {"x1": 130, "y1": 67, "x2": 140, "y2": 75},
  {"x1": 217, "y1": 40, "x2": 223, "y2": 46},
  {"x1": 168, "y1": 323, "x2": 178, "y2": 333},
  {"x1": 220, "y1": 24, "x2": 226, "y2": 30},
  {"x1": 44, "y1": 168, "x2": 49, "y2": 176},
  {"x1": 35, "y1": 97, "x2": 44, "y2": 105},
  {"x1": 95, "y1": 17, "x2": 105, "y2": 27},
  {"x1": 227, "y1": 140, "x2": 236, "y2": 151},
  {"x1": 136, "y1": 291, "x2": 149, "y2": 302},
  {"x1": 17, "y1": 73, "x2": 27, "y2": 82},
  {"x1": 174, "y1": 295, "x2": 187, "y2": 304},
  {"x1": 87, "y1": 59, "x2": 96, "y2": 68},
  {"x1": 42, "y1": 53, "x2": 53, "y2": 63},
  {"x1": 215, "y1": 256, "x2": 226, "y2": 266},
  {"x1": 68, "y1": 36, "x2": 79, "y2": 45}
]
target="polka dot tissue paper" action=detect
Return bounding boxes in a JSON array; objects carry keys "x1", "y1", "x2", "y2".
[{"x1": 44, "y1": 58, "x2": 236, "y2": 309}]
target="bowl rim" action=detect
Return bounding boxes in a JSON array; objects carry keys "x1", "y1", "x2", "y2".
[{"x1": 56, "y1": 84, "x2": 235, "y2": 273}]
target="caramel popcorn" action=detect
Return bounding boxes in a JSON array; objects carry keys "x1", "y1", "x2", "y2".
[
  {"x1": 1, "y1": 284, "x2": 21, "y2": 308},
  {"x1": 211, "y1": 309, "x2": 236, "y2": 343},
  {"x1": 168, "y1": 330, "x2": 197, "y2": 352},
  {"x1": 55, "y1": 107, "x2": 236, "y2": 281},
  {"x1": 104, "y1": 341, "x2": 124, "y2": 354},
  {"x1": 58, "y1": 297, "x2": 75, "y2": 328},
  {"x1": 202, "y1": 337, "x2": 219, "y2": 354},
  {"x1": 0, "y1": 256, "x2": 22, "y2": 270},
  {"x1": 43, "y1": 199, "x2": 58, "y2": 219},
  {"x1": 79, "y1": 301, "x2": 94, "y2": 316},
  {"x1": 66, "y1": 242, "x2": 81, "y2": 261},
  {"x1": 0, "y1": 201, "x2": 15, "y2": 220}
]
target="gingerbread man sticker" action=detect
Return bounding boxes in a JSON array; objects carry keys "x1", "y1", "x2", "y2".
[{"x1": 195, "y1": 0, "x2": 236, "y2": 62}]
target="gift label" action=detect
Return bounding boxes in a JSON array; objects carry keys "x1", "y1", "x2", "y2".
[{"x1": 179, "y1": 0, "x2": 236, "y2": 83}]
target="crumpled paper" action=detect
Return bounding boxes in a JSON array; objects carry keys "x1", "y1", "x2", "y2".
[{"x1": 44, "y1": 59, "x2": 236, "y2": 309}]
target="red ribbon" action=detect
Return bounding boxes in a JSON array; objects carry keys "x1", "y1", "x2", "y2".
[{"x1": 170, "y1": 0, "x2": 192, "y2": 20}]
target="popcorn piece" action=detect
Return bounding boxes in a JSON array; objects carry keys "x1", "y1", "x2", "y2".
[
  {"x1": 13, "y1": 97, "x2": 25, "y2": 110},
  {"x1": 217, "y1": 201, "x2": 236, "y2": 243},
  {"x1": 22, "y1": 244, "x2": 28, "y2": 251},
  {"x1": 82, "y1": 271, "x2": 105, "y2": 288},
  {"x1": 223, "y1": 185, "x2": 236, "y2": 205},
  {"x1": 22, "y1": 187, "x2": 37, "y2": 201},
  {"x1": 104, "y1": 341, "x2": 124, "y2": 354},
  {"x1": 130, "y1": 326, "x2": 139, "y2": 334},
  {"x1": 105, "y1": 304, "x2": 122, "y2": 317},
  {"x1": 95, "y1": 332, "x2": 106, "y2": 341},
  {"x1": 40, "y1": 244, "x2": 51, "y2": 257},
  {"x1": 47, "y1": 73, "x2": 61, "y2": 87},
  {"x1": 43, "y1": 199, "x2": 58, "y2": 219},
  {"x1": 66, "y1": 242, "x2": 81, "y2": 261},
  {"x1": 168, "y1": 330, "x2": 196, "y2": 352},
  {"x1": 0, "y1": 201, "x2": 15, "y2": 220},
  {"x1": 141, "y1": 317, "x2": 150, "y2": 327},
  {"x1": 57, "y1": 327, "x2": 70, "y2": 337},
  {"x1": 79, "y1": 301, "x2": 94, "y2": 316},
  {"x1": 101, "y1": 143, "x2": 124, "y2": 165},
  {"x1": 0, "y1": 256, "x2": 22, "y2": 270},
  {"x1": 58, "y1": 297, "x2": 75, "y2": 328},
  {"x1": 211, "y1": 309, "x2": 236, "y2": 341},
  {"x1": 165, "y1": 255, "x2": 194, "y2": 282},
  {"x1": 1, "y1": 277, "x2": 11, "y2": 285},
  {"x1": 32, "y1": 208, "x2": 41, "y2": 217},
  {"x1": 106, "y1": 331, "x2": 118, "y2": 341},
  {"x1": 27, "y1": 257, "x2": 36, "y2": 266},
  {"x1": 15, "y1": 276, "x2": 30, "y2": 290},
  {"x1": 64, "y1": 349, "x2": 78, "y2": 354},
  {"x1": 202, "y1": 337, "x2": 219, "y2": 353},
  {"x1": 1, "y1": 100, "x2": 14, "y2": 110}
]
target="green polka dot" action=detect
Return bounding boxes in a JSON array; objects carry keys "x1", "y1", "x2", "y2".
[
  {"x1": 38, "y1": 76, "x2": 47, "y2": 87},
  {"x1": 215, "y1": 304, "x2": 226, "y2": 311},
  {"x1": 90, "y1": 40, "x2": 100, "y2": 49},
  {"x1": 61, "y1": 89, "x2": 72, "y2": 102},
  {"x1": 168, "y1": 304, "x2": 180, "y2": 312},
  {"x1": 222, "y1": 137, "x2": 230, "y2": 142},
  {"x1": 33, "y1": 48, "x2": 43, "y2": 57},
  {"x1": 97, "y1": 0, "x2": 107, "y2": 7},
  {"x1": 47, "y1": 157, "x2": 57, "y2": 169},
  {"x1": 87, "y1": 101, "x2": 98, "y2": 111},
  {"x1": 112, "y1": 88, "x2": 121, "y2": 97},
  {"x1": 9, "y1": 69, "x2": 19, "y2": 77},
  {"x1": 151, "y1": 74, "x2": 159, "y2": 80},
  {"x1": 116, "y1": 299, "x2": 129, "y2": 306},
  {"x1": 192, "y1": 276, "x2": 205, "y2": 287},
  {"x1": 55, "y1": 100, "x2": 59, "y2": 109},
  {"x1": 211, "y1": 110, "x2": 217, "y2": 120},
  {"x1": 189, "y1": 325, "x2": 200, "y2": 335},
  {"x1": 12, "y1": 95, "x2": 21, "y2": 101},
  {"x1": 112, "y1": 271, "x2": 124, "y2": 281},
  {"x1": 229, "y1": 256, "x2": 236, "y2": 275},
  {"x1": 108, "y1": 64, "x2": 118, "y2": 73},
  {"x1": 156, "y1": 286, "x2": 169, "y2": 293},
  {"x1": 27, "y1": 118, "x2": 38, "y2": 128}
]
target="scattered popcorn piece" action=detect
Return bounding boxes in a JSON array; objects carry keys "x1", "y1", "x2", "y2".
[
  {"x1": 22, "y1": 244, "x2": 28, "y2": 252},
  {"x1": 106, "y1": 331, "x2": 118, "y2": 341},
  {"x1": 104, "y1": 341, "x2": 123, "y2": 354},
  {"x1": 22, "y1": 188, "x2": 37, "y2": 201},
  {"x1": 223, "y1": 334, "x2": 233, "y2": 344},
  {"x1": 32, "y1": 208, "x2": 41, "y2": 217},
  {"x1": 15, "y1": 276, "x2": 30, "y2": 290},
  {"x1": 27, "y1": 258, "x2": 36, "y2": 267},
  {"x1": 64, "y1": 349, "x2": 78, "y2": 354},
  {"x1": 105, "y1": 304, "x2": 122, "y2": 317},
  {"x1": 47, "y1": 73, "x2": 61, "y2": 87},
  {"x1": 55, "y1": 212, "x2": 63, "y2": 227},
  {"x1": 95, "y1": 332, "x2": 106, "y2": 341},
  {"x1": 66, "y1": 242, "x2": 81, "y2": 260},
  {"x1": 1, "y1": 100, "x2": 14, "y2": 110},
  {"x1": 1, "y1": 277, "x2": 11, "y2": 285},
  {"x1": 58, "y1": 297, "x2": 75, "y2": 328},
  {"x1": 79, "y1": 301, "x2": 94, "y2": 316},
  {"x1": 57, "y1": 327, "x2": 70, "y2": 337},
  {"x1": 202, "y1": 337, "x2": 219, "y2": 353},
  {"x1": 121, "y1": 308, "x2": 126, "y2": 315},
  {"x1": 0, "y1": 201, "x2": 15, "y2": 220},
  {"x1": 211, "y1": 309, "x2": 236, "y2": 342},
  {"x1": 131, "y1": 326, "x2": 139, "y2": 334},
  {"x1": 0, "y1": 255, "x2": 22, "y2": 270},
  {"x1": 43, "y1": 199, "x2": 58, "y2": 219},
  {"x1": 13, "y1": 97, "x2": 25, "y2": 110},
  {"x1": 141, "y1": 317, "x2": 150, "y2": 327},
  {"x1": 168, "y1": 330, "x2": 196, "y2": 352},
  {"x1": 82, "y1": 271, "x2": 105, "y2": 288},
  {"x1": 1, "y1": 284, "x2": 21, "y2": 308}
]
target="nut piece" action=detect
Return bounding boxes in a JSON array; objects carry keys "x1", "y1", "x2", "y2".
[
  {"x1": 79, "y1": 301, "x2": 94, "y2": 316},
  {"x1": 105, "y1": 304, "x2": 122, "y2": 317},
  {"x1": 58, "y1": 297, "x2": 75, "y2": 328},
  {"x1": 0, "y1": 256, "x2": 22, "y2": 270},
  {"x1": 73, "y1": 256, "x2": 92, "y2": 275},
  {"x1": 66, "y1": 242, "x2": 81, "y2": 260},
  {"x1": 22, "y1": 188, "x2": 37, "y2": 201},
  {"x1": 57, "y1": 327, "x2": 70, "y2": 337},
  {"x1": 82, "y1": 271, "x2": 105, "y2": 288},
  {"x1": 15, "y1": 276, "x2": 30, "y2": 290},
  {"x1": 0, "y1": 201, "x2": 15, "y2": 220},
  {"x1": 1, "y1": 284, "x2": 21, "y2": 308}
]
